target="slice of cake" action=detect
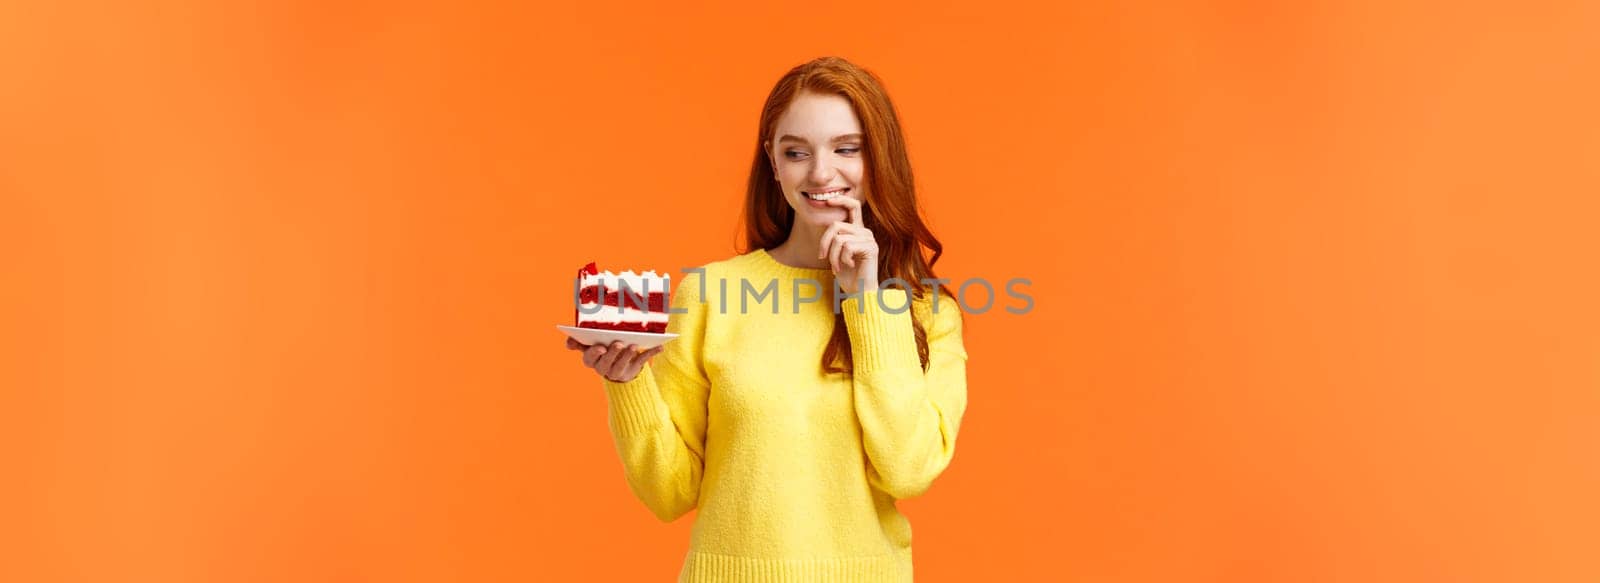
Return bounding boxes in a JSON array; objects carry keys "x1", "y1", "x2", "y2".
[{"x1": 575, "y1": 262, "x2": 671, "y2": 334}]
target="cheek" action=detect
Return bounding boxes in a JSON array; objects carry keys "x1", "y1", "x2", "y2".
[
  {"x1": 843, "y1": 160, "x2": 865, "y2": 183},
  {"x1": 778, "y1": 165, "x2": 805, "y2": 189}
]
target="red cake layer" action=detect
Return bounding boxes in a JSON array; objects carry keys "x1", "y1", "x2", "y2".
[
  {"x1": 575, "y1": 262, "x2": 671, "y2": 334},
  {"x1": 578, "y1": 320, "x2": 668, "y2": 334},
  {"x1": 578, "y1": 286, "x2": 667, "y2": 312}
]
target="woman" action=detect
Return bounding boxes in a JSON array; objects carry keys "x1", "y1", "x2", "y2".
[{"x1": 565, "y1": 56, "x2": 968, "y2": 582}]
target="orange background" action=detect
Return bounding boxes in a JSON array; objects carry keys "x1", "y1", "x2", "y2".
[{"x1": 3, "y1": 1, "x2": 1598, "y2": 581}]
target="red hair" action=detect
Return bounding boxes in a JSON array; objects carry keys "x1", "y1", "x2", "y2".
[{"x1": 740, "y1": 56, "x2": 952, "y2": 374}]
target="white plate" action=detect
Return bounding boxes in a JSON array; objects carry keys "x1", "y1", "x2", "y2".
[{"x1": 557, "y1": 325, "x2": 679, "y2": 350}]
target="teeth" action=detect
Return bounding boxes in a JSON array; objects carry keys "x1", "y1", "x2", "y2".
[{"x1": 806, "y1": 189, "x2": 847, "y2": 200}]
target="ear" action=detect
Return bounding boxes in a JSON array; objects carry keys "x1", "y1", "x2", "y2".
[{"x1": 763, "y1": 140, "x2": 779, "y2": 180}]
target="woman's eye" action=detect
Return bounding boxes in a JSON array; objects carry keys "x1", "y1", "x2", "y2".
[
  {"x1": 784, "y1": 151, "x2": 808, "y2": 159},
  {"x1": 837, "y1": 147, "x2": 860, "y2": 155}
]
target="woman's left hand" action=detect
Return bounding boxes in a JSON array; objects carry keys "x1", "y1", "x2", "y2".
[{"x1": 819, "y1": 196, "x2": 879, "y2": 294}]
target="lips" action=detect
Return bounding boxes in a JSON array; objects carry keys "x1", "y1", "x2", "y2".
[{"x1": 804, "y1": 187, "x2": 850, "y2": 201}]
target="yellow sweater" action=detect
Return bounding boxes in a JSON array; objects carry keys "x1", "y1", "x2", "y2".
[{"x1": 601, "y1": 248, "x2": 969, "y2": 582}]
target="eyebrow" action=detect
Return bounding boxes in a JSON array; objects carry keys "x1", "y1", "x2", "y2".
[{"x1": 778, "y1": 133, "x2": 863, "y2": 145}]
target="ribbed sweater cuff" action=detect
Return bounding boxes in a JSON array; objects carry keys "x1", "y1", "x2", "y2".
[
  {"x1": 841, "y1": 289, "x2": 921, "y2": 374},
  {"x1": 680, "y1": 549, "x2": 911, "y2": 582},
  {"x1": 603, "y1": 365, "x2": 664, "y2": 437}
]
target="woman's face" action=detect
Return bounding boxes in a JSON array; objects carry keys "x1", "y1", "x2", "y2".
[{"x1": 765, "y1": 91, "x2": 866, "y2": 229}]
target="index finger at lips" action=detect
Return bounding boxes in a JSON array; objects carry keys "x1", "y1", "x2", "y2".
[{"x1": 826, "y1": 196, "x2": 863, "y2": 227}]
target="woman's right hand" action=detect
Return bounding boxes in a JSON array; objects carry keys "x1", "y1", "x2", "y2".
[{"x1": 566, "y1": 337, "x2": 663, "y2": 383}]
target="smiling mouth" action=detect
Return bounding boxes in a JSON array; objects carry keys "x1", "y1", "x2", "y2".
[{"x1": 804, "y1": 188, "x2": 849, "y2": 201}]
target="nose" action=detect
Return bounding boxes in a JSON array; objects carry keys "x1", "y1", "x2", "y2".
[{"x1": 808, "y1": 155, "x2": 836, "y2": 184}]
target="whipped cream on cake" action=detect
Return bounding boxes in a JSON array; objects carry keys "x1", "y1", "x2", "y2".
[{"x1": 575, "y1": 262, "x2": 671, "y2": 334}]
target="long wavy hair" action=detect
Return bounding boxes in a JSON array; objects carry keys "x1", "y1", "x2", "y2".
[{"x1": 740, "y1": 56, "x2": 952, "y2": 375}]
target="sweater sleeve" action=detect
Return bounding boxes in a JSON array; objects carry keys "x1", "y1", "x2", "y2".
[
  {"x1": 600, "y1": 269, "x2": 710, "y2": 522},
  {"x1": 841, "y1": 288, "x2": 969, "y2": 500}
]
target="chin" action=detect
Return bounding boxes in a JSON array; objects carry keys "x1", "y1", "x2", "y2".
[{"x1": 798, "y1": 207, "x2": 846, "y2": 227}]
